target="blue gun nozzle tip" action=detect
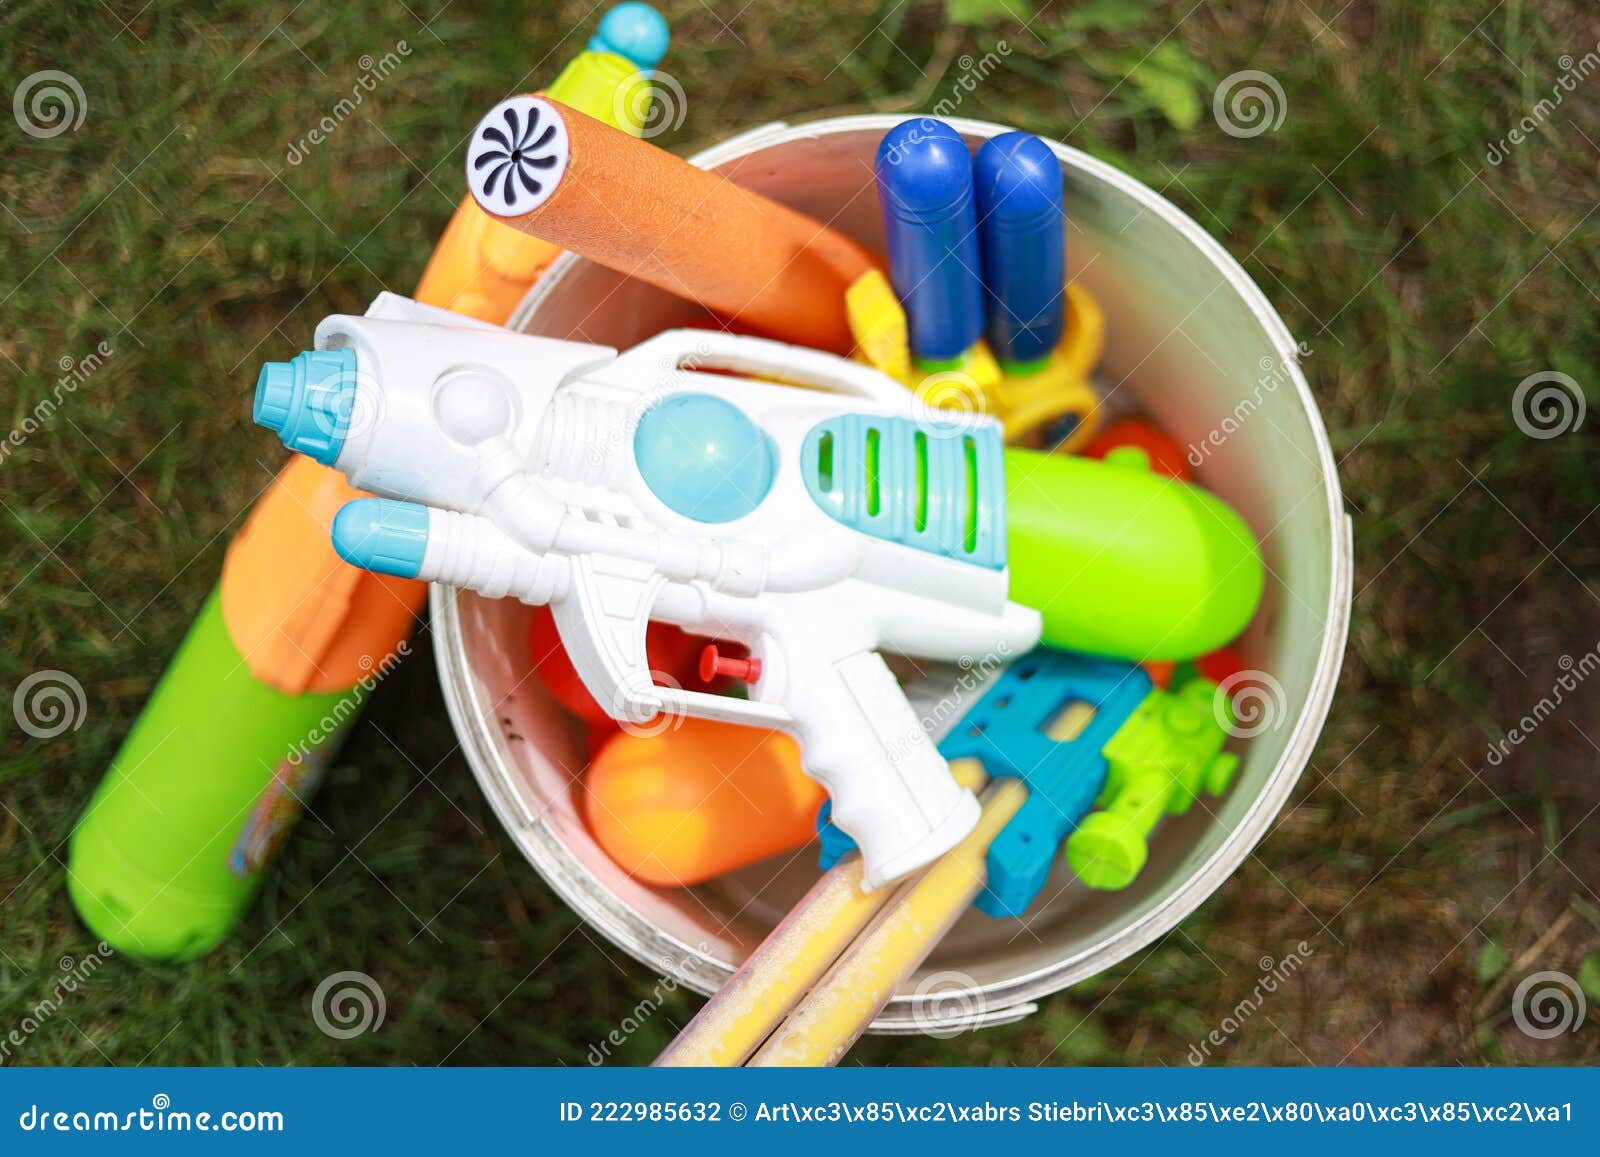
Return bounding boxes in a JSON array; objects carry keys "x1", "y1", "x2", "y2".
[
  {"x1": 253, "y1": 361, "x2": 295, "y2": 432},
  {"x1": 332, "y1": 498, "x2": 430, "y2": 579},
  {"x1": 250, "y1": 347, "x2": 358, "y2": 465},
  {"x1": 592, "y1": 3, "x2": 670, "y2": 70}
]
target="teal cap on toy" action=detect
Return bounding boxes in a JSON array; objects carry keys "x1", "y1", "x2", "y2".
[
  {"x1": 254, "y1": 348, "x2": 358, "y2": 465},
  {"x1": 590, "y1": 2, "x2": 670, "y2": 70},
  {"x1": 332, "y1": 498, "x2": 429, "y2": 579}
]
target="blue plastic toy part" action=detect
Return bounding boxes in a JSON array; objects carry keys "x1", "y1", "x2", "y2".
[
  {"x1": 876, "y1": 119, "x2": 985, "y2": 365},
  {"x1": 331, "y1": 498, "x2": 429, "y2": 579},
  {"x1": 974, "y1": 133, "x2": 1066, "y2": 368},
  {"x1": 254, "y1": 348, "x2": 359, "y2": 466},
  {"x1": 817, "y1": 649, "x2": 1152, "y2": 918},
  {"x1": 633, "y1": 393, "x2": 775, "y2": 523},
  {"x1": 590, "y1": 2, "x2": 670, "y2": 69},
  {"x1": 800, "y1": 413, "x2": 1006, "y2": 570}
]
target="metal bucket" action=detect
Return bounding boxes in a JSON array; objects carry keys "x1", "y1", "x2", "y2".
[{"x1": 430, "y1": 115, "x2": 1353, "y2": 1034}]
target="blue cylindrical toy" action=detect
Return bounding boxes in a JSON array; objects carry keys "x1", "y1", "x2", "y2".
[
  {"x1": 875, "y1": 119, "x2": 985, "y2": 366},
  {"x1": 974, "y1": 132, "x2": 1065, "y2": 368}
]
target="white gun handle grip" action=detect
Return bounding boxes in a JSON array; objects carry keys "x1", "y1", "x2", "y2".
[{"x1": 792, "y1": 651, "x2": 980, "y2": 890}]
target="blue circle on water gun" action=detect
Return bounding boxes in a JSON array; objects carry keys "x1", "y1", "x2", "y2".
[{"x1": 634, "y1": 393, "x2": 774, "y2": 523}]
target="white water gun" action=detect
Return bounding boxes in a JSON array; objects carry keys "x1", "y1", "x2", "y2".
[{"x1": 253, "y1": 294, "x2": 1043, "y2": 889}]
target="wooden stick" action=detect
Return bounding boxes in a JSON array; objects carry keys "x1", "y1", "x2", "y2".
[
  {"x1": 653, "y1": 854, "x2": 894, "y2": 1066},
  {"x1": 655, "y1": 760, "x2": 990, "y2": 1066},
  {"x1": 747, "y1": 779, "x2": 1027, "y2": 1067}
]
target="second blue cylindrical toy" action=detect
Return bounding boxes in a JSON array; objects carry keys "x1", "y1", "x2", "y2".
[{"x1": 974, "y1": 132, "x2": 1065, "y2": 368}]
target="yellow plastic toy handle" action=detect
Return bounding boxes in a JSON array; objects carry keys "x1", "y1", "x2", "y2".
[{"x1": 847, "y1": 279, "x2": 1107, "y2": 452}]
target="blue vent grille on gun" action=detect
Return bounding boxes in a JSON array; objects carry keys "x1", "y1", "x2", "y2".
[
  {"x1": 800, "y1": 414, "x2": 1006, "y2": 569},
  {"x1": 816, "y1": 648, "x2": 1153, "y2": 918}
]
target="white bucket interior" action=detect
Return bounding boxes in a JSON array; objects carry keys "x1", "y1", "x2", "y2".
[{"x1": 430, "y1": 115, "x2": 1352, "y2": 1032}]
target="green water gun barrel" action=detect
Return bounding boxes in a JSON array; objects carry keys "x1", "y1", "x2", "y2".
[
  {"x1": 69, "y1": 592, "x2": 358, "y2": 959},
  {"x1": 67, "y1": 4, "x2": 672, "y2": 962},
  {"x1": 1003, "y1": 446, "x2": 1264, "y2": 660}
]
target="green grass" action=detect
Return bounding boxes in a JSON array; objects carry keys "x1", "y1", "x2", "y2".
[{"x1": 3, "y1": 0, "x2": 1599, "y2": 1066}]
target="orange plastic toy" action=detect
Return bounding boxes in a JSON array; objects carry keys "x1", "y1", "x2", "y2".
[
  {"x1": 466, "y1": 97, "x2": 879, "y2": 354},
  {"x1": 1083, "y1": 417, "x2": 1193, "y2": 481},
  {"x1": 583, "y1": 719, "x2": 825, "y2": 887},
  {"x1": 526, "y1": 608, "x2": 715, "y2": 733}
]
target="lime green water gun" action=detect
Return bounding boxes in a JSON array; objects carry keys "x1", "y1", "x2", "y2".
[{"x1": 1067, "y1": 677, "x2": 1240, "y2": 889}]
